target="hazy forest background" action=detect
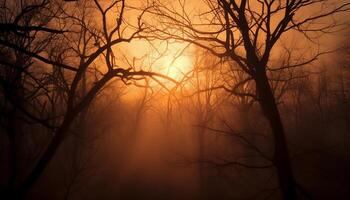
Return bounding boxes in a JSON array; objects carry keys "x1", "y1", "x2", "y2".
[{"x1": 0, "y1": 0, "x2": 350, "y2": 199}]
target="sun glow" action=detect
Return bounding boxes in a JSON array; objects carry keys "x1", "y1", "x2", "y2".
[
  {"x1": 123, "y1": 40, "x2": 193, "y2": 89},
  {"x1": 157, "y1": 54, "x2": 193, "y2": 81},
  {"x1": 122, "y1": 41, "x2": 194, "y2": 100}
]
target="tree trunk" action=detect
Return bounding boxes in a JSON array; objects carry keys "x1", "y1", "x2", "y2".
[
  {"x1": 254, "y1": 70, "x2": 297, "y2": 200},
  {"x1": 13, "y1": 113, "x2": 75, "y2": 200},
  {"x1": 197, "y1": 123, "x2": 205, "y2": 199},
  {"x1": 3, "y1": 55, "x2": 25, "y2": 198},
  {"x1": 13, "y1": 70, "x2": 114, "y2": 199},
  {"x1": 5, "y1": 112, "x2": 18, "y2": 199}
]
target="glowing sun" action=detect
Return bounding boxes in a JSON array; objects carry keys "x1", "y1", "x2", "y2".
[{"x1": 154, "y1": 43, "x2": 193, "y2": 82}]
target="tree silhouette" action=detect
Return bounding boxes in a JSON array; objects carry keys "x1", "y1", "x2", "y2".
[
  {"x1": 0, "y1": 0, "x2": 175, "y2": 199},
  {"x1": 146, "y1": 0, "x2": 350, "y2": 199}
]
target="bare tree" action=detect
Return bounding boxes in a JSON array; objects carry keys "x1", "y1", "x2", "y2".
[
  {"x1": 0, "y1": 1, "x2": 67, "y2": 197},
  {"x1": 183, "y1": 52, "x2": 224, "y2": 197},
  {"x1": 0, "y1": 0, "x2": 176, "y2": 199},
  {"x1": 146, "y1": 0, "x2": 350, "y2": 199}
]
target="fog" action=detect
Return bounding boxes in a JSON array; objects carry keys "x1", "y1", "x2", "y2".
[{"x1": 1, "y1": 0, "x2": 350, "y2": 200}]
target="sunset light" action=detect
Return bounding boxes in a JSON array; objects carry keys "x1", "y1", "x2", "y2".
[
  {"x1": 157, "y1": 53, "x2": 193, "y2": 80},
  {"x1": 1, "y1": 0, "x2": 349, "y2": 199}
]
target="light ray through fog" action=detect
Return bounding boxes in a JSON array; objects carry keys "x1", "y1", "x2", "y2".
[{"x1": 1, "y1": 0, "x2": 350, "y2": 199}]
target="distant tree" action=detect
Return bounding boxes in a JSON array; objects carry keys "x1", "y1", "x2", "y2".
[{"x1": 184, "y1": 53, "x2": 224, "y2": 197}]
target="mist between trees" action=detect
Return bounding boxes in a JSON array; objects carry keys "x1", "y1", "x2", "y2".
[{"x1": 0, "y1": 0, "x2": 349, "y2": 199}]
